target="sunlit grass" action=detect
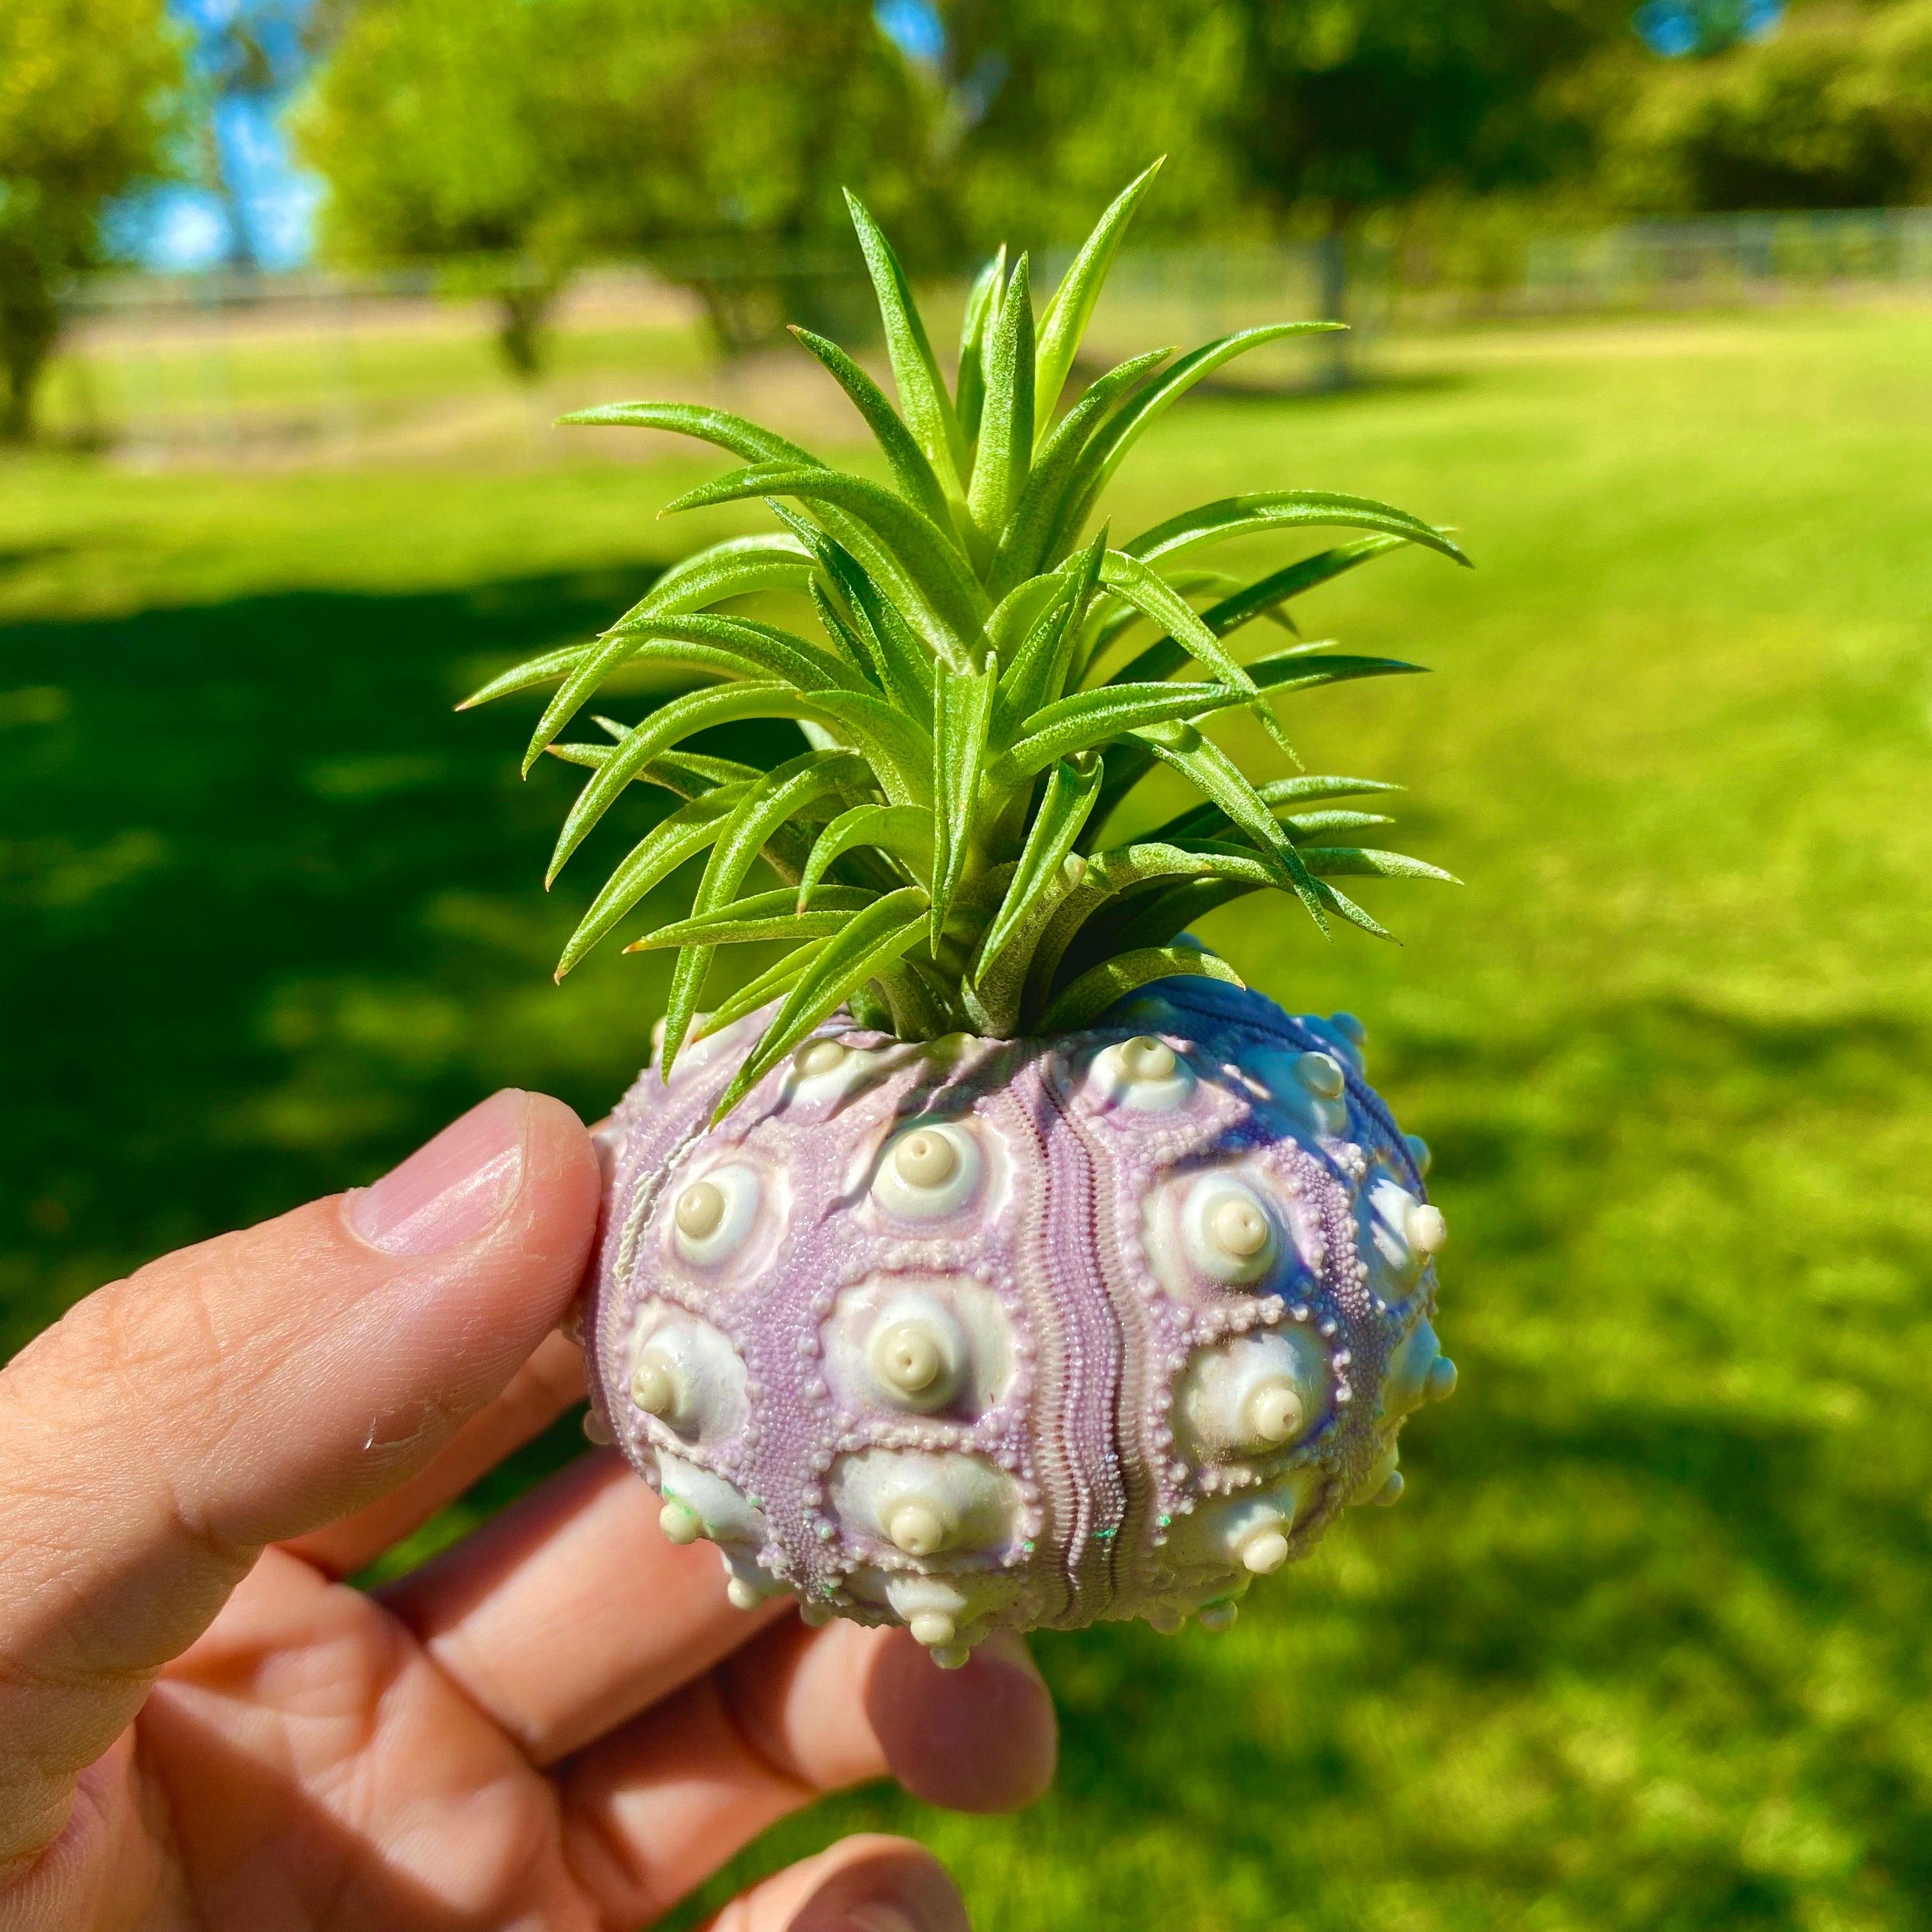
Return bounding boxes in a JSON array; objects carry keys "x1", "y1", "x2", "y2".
[{"x1": 4, "y1": 303, "x2": 1930, "y2": 1930}]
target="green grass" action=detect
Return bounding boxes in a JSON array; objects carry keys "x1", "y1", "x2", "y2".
[{"x1": 4, "y1": 303, "x2": 1931, "y2": 1931}]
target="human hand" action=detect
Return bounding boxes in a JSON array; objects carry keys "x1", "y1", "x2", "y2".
[{"x1": 0, "y1": 1090, "x2": 1056, "y2": 1931}]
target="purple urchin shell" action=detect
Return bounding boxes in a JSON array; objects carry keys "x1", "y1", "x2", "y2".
[{"x1": 582, "y1": 976, "x2": 1454, "y2": 1665}]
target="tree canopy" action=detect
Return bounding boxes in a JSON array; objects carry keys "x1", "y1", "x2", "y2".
[
  {"x1": 1603, "y1": 0, "x2": 1932, "y2": 210},
  {"x1": 0, "y1": 0, "x2": 183, "y2": 440},
  {"x1": 295, "y1": 0, "x2": 950, "y2": 371}
]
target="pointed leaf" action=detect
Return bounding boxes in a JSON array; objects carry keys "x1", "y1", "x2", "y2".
[
  {"x1": 554, "y1": 785, "x2": 747, "y2": 979},
  {"x1": 521, "y1": 615, "x2": 867, "y2": 775},
  {"x1": 546, "y1": 682, "x2": 807, "y2": 886},
  {"x1": 1300, "y1": 847, "x2": 1459, "y2": 884},
  {"x1": 626, "y1": 885, "x2": 878, "y2": 951},
  {"x1": 661, "y1": 750, "x2": 875, "y2": 1070},
  {"x1": 604, "y1": 533, "x2": 817, "y2": 633},
  {"x1": 798, "y1": 804, "x2": 935, "y2": 906},
  {"x1": 556, "y1": 399, "x2": 820, "y2": 466},
  {"x1": 995, "y1": 528, "x2": 1107, "y2": 732},
  {"x1": 1046, "y1": 324, "x2": 1344, "y2": 555},
  {"x1": 458, "y1": 642, "x2": 590, "y2": 712},
  {"x1": 988, "y1": 678, "x2": 1245, "y2": 785},
  {"x1": 989, "y1": 348, "x2": 1170, "y2": 596},
  {"x1": 664, "y1": 464, "x2": 987, "y2": 659},
  {"x1": 1126, "y1": 491, "x2": 1468, "y2": 569},
  {"x1": 931, "y1": 664, "x2": 996, "y2": 944},
  {"x1": 806, "y1": 689, "x2": 935, "y2": 808},
  {"x1": 1129, "y1": 721, "x2": 1331, "y2": 933},
  {"x1": 1038, "y1": 944, "x2": 1242, "y2": 1034},
  {"x1": 1104, "y1": 537, "x2": 1407, "y2": 687},
  {"x1": 691, "y1": 938, "x2": 827, "y2": 1039},
  {"x1": 712, "y1": 885, "x2": 933, "y2": 1118},
  {"x1": 844, "y1": 191, "x2": 967, "y2": 501},
  {"x1": 789, "y1": 325, "x2": 954, "y2": 532},
  {"x1": 1034, "y1": 157, "x2": 1164, "y2": 428},
  {"x1": 955, "y1": 245, "x2": 1006, "y2": 443},
  {"x1": 967, "y1": 254, "x2": 1036, "y2": 546},
  {"x1": 972, "y1": 755, "x2": 1103, "y2": 1021},
  {"x1": 544, "y1": 742, "x2": 759, "y2": 795}
]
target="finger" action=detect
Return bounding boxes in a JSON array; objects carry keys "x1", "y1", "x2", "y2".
[
  {"x1": 698, "y1": 1835, "x2": 969, "y2": 1932},
  {"x1": 381, "y1": 1447, "x2": 793, "y2": 1764},
  {"x1": 558, "y1": 1617, "x2": 1054, "y2": 1925},
  {"x1": 0, "y1": 1089, "x2": 601, "y2": 1866},
  {"x1": 281, "y1": 1328, "x2": 588, "y2": 1579}
]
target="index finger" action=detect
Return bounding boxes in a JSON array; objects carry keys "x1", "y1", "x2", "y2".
[{"x1": 0, "y1": 1089, "x2": 600, "y2": 1867}]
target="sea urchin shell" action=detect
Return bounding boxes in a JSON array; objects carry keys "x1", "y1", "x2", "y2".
[{"x1": 585, "y1": 976, "x2": 1453, "y2": 1665}]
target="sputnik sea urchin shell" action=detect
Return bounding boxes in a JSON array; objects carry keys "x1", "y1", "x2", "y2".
[{"x1": 584, "y1": 974, "x2": 1454, "y2": 1666}]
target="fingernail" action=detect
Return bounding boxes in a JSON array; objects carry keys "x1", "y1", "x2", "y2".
[
  {"x1": 843, "y1": 1910, "x2": 921, "y2": 1932},
  {"x1": 802, "y1": 1901, "x2": 950, "y2": 1932},
  {"x1": 790, "y1": 1859, "x2": 970, "y2": 1932},
  {"x1": 349, "y1": 1091, "x2": 528, "y2": 1255}
]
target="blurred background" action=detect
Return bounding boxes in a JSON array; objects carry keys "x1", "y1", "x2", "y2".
[{"x1": 4, "y1": 1, "x2": 1931, "y2": 1926}]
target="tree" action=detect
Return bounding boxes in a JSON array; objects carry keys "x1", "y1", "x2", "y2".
[
  {"x1": 0, "y1": 0, "x2": 184, "y2": 443},
  {"x1": 1603, "y1": 0, "x2": 1932, "y2": 211},
  {"x1": 928, "y1": 0, "x2": 1248, "y2": 254},
  {"x1": 1222, "y1": 0, "x2": 1631, "y2": 378},
  {"x1": 295, "y1": 0, "x2": 949, "y2": 375}
]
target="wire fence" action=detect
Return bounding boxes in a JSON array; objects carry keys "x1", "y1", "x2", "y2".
[{"x1": 36, "y1": 206, "x2": 1932, "y2": 465}]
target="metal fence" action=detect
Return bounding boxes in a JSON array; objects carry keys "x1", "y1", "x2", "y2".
[
  {"x1": 1519, "y1": 206, "x2": 1932, "y2": 308},
  {"x1": 36, "y1": 206, "x2": 1932, "y2": 464}
]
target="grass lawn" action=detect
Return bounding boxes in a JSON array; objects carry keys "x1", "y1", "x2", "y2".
[{"x1": 4, "y1": 301, "x2": 1931, "y2": 1930}]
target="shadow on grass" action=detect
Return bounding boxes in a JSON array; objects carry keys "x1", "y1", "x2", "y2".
[
  {"x1": 7, "y1": 571, "x2": 1931, "y2": 1929},
  {"x1": 0, "y1": 564, "x2": 807, "y2": 1357}
]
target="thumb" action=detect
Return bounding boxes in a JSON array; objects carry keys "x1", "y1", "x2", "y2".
[{"x1": 0, "y1": 1089, "x2": 600, "y2": 1866}]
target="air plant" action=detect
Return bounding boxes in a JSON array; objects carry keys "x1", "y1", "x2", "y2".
[{"x1": 463, "y1": 161, "x2": 1462, "y2": 1664}]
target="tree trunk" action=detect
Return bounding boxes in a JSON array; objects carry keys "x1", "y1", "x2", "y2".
[
  {"x1": 0, "y1": 243, "x2": 63, "y2": 445},
  {"x1": 1315, "y1": 221, "x2": 1353, "y2": 392},
  {"x1": 495, "y1": 284, "x2": 556, "y2": 383}
]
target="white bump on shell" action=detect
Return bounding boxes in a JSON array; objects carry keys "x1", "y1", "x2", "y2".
[
  {"x1": 581, "y1": 1410, "x2": 615, "y2": 1445},
  {"x1": 659, "y1": 1500, "x2": 702, "y2": 1545},
  {"x1": 868, "y1": 1307, "x2": 966, "y2": 1411},
  {"x1": 885, "y1": 1498, "x2": 951, "y2": 1556},
  {"x1": 1241, "y1": 1528, "x2": 1290, "y2": 1574},
  {"x1": 1295, "y1": 1050, "x2": 1347, "y2": 1100},
  {"x1": 797, "y1": 1037, "x2": 847, "y2": 1077},
  {"x1": 1180, "y1": 1177, "x2": 1280, "y2": 1285},
  {"x1": 630, "y1": 1351, "x2": 677, "y2": 1418},
  {"x1": 894, "y1": 1129, "x2": 958, "y2": 1189},
  {"x1": 1197, "y1": 1601, "x2": 1239, "y2": 1632},
  {"x1": 674, "y1": 1181, "x2": 724, "y2": 1239},
  {"x1": 1088, "y1": 1035, "x2": 1197, "y2": 1112},
  {"x1": 671, "y1": 1163, "x2": 762, "y2": 1266},
  {"x1": 909, "y1": 1610, "x2": 958, "y2": 1648},
  {"x1": 873, "y1": 1121, "x2": 983, "y2": 1220},
  {"x1": 726, "y1": 1577, "x2": 762, "y2": 1611},
  {"x1": 1406, "y1": 1202, "x2": 1448, "y2": 1255}
]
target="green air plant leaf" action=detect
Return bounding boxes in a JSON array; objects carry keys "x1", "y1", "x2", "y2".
[
  {"x1": 711, "y1": 885, "x2": 933, "y2": 1119},
  {"x1": 844, "y1": 192, "x2": 968, "y2": 507},
  {"x1": 967, "y1": 254, "x2": 1037, "y2": 549},
  {"x1": 464, "y1": 170, "x2": 1468, "y2": 1089},
  {"x1": 931, "y1": 664, "x2": 996, "y2": 951},
  {"x1": 1033, "y1": 158, "x2": 1165, "y2": 431},
  {"x1": 955, "y1": 246, "x2": 1006, "y2": 448},
  {"x1": 1038, "y1": 944, "x2": 1243, "y2": 1034},
  {"x1": 659, "y1": 750, "x2": 873, "y2": 1074}
]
